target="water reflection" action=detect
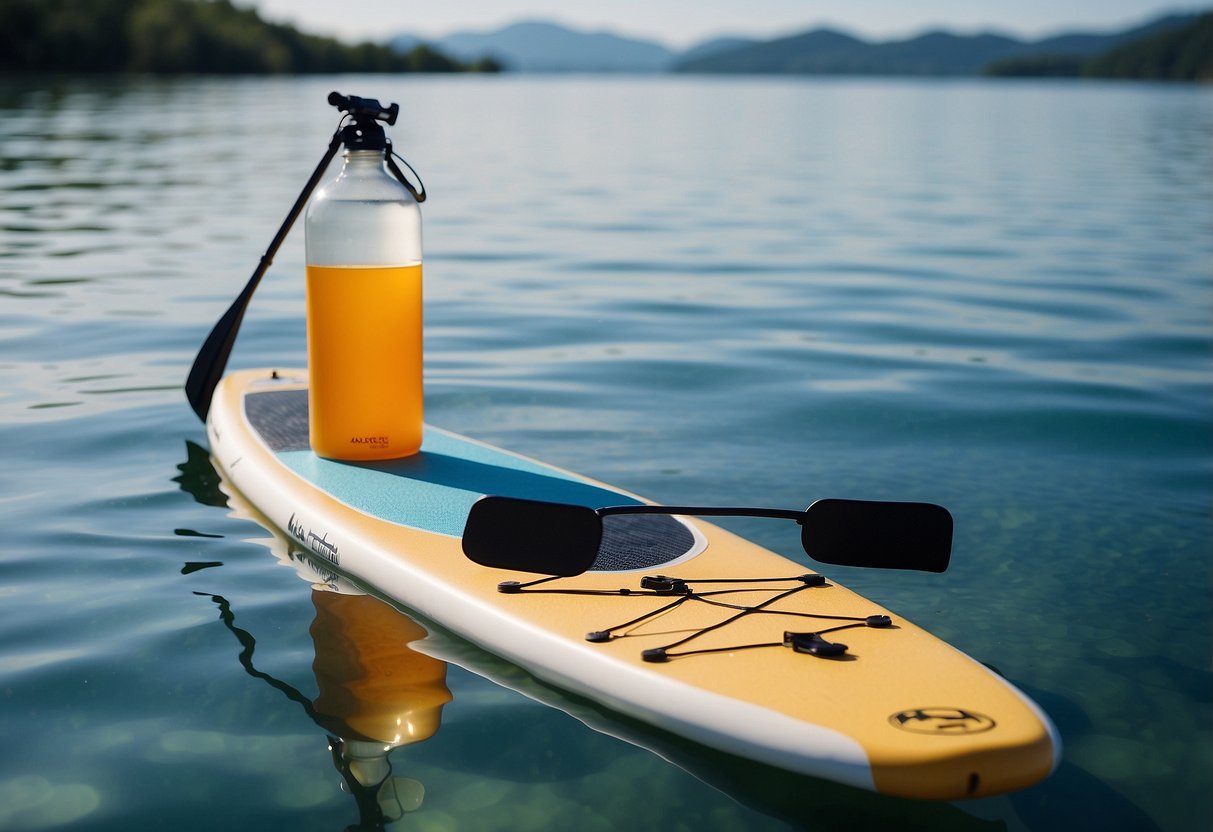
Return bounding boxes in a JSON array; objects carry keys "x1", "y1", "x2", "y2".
[
  {"x1": 310, "y1": 589, "x2": 451, "y2": 825},
  {"x1": 195, "y1": 556, "x2": 451, "y2": 830},
  {"x1": 178, "y1": 443, "x2": 451, "y2": 830},
  {"x1": 192, "y1": 581, "x2": 451, "y2": 830}
]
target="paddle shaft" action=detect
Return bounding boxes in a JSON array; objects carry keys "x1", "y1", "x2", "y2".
[
  {"x1": 184, "y1": 130, "x2": 344, "y2": 421},
  {"x1": 598, "y1": 505, "x2": 805, "y2": 522}
]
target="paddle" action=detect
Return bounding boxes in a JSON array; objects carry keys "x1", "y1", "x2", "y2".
[
  {"x1": 184, "y1": 129, "x2": 343, "y2": 422},
  {"x1": 185, "y1": 92, "x2": 422, "y2": 422},
  {"x1": 462, "y1": 495, "x2": 953, "y2": 576}
]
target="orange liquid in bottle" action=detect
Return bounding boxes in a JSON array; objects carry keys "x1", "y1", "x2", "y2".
[{"x1": 306, "y1": 264, "x2": 423, "y2": 460}]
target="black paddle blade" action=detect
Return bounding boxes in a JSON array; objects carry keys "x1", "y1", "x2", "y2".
[
  {"x1": 185, "y1": 293, "x2": 250, "y2": 421},
  {"x1": 802, "y1": 499, "x2": 953, "y2": 573},
  {"x1": 462, "y1": 496, "x2": 603, "y2": 576}
]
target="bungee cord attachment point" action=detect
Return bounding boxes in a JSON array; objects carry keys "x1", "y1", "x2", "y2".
[{"x1": 488, "y1": 568, "x2": 897, "y2": 662}]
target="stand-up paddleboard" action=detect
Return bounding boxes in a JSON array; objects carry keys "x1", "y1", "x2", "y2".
[{"x1": 207, "y1": 367, "x2": 1059, "y2": 800}]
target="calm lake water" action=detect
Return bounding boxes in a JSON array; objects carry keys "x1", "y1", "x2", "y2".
[{"x1": 1, "y1": 74, "x2": 1209, "y2": 831}]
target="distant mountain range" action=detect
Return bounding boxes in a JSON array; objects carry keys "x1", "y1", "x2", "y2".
[
  {"x1": 391, "y1": 12, "x2": 1205, "y2": 76},
  {"x1": 391, "y1": 21, "x2": 674, "y2": 72},
  {"x1": 676, "y1": 13, "x2": 1202, "y2": 74}
]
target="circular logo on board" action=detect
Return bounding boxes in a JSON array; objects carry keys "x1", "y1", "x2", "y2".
[{"x1": 889, "y1": 708, "x2": 996, "y2": 735}]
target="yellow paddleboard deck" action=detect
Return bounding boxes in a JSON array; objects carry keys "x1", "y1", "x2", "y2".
[{"x1": 209, "y1": 368, "x2": 1059, "y2": 800}]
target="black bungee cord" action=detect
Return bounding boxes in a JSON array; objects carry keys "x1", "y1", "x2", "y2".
[{"x1": 495, "y1": 572, "x2": 897, "y2": 663}]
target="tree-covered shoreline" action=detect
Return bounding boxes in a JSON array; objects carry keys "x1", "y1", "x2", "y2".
[
  {"x1": 985, "y1": 13, "x2": 1212, "y2": 80},
  {"x1": 3, "y1": 0, "x2": 1207, "y2": 81},
  {"x1": 0, "y1": 0, "x2": 499, "y2": 74}
]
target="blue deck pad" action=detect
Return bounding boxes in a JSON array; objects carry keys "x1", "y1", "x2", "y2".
[
  {"x1": 277, "y1": 428, "x2": 642, "y2": 538},
  {"x1": 247, "y1": 388, "x2": 696, "y2": 570}
]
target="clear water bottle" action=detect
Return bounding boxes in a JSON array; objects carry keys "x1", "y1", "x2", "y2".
[{"x1": 305, "y1": 125, "x2": 423, "y2": 460}]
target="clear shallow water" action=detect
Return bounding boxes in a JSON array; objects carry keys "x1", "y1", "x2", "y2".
[{"x1": 1, "y1": 75, "x2": 1210, "y2": 831}]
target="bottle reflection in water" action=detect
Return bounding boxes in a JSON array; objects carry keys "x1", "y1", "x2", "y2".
[{"x1": 310, "y1": 588, "x2": 452, "y2": 824}]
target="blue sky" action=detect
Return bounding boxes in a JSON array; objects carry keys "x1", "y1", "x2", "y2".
[{"x1": 251, "y1": 0, "x2": 1199, "y2": 48}]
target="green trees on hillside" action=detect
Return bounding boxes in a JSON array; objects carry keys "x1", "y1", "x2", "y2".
[
  {"x1": 0, "y1": 0, "x2": 497, "y2": 74},
  {"x1": 986, "y1": 14, "x2": 1212, "y2": 80},
  {"x1": 1084, "y1": 13, "x2": 1212, "y2": 79}
]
